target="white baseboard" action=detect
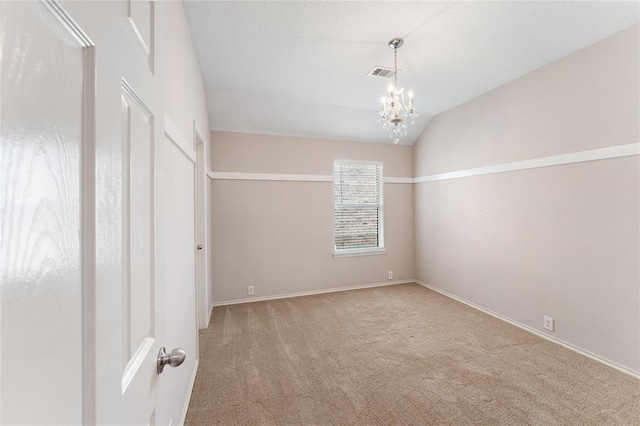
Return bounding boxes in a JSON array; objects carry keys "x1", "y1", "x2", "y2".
[
  {"x1": 415, "y1": 280, "x2": 640, "y2": 379},
  {"x1": 178, "y1": 359, "x2": 199, "y2": 426},
  {"x1": 209, "y1": 279, "x2": 639, "y2": 378},
  {"x1": 212, "y1": 280, "x2": 414, "y2": 307},
  {"x1": 207, "y1": 303, "x2": 214, "y2": 327}
]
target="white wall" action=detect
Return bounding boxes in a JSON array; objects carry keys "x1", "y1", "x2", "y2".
[
  {"x1": 209, "y1": 131, "x2": 415, "y2": 304},
  {"x1": 164, "y1": 4, "x2": 210, "y2": 149},
  {"x1": 156, "y1": 2, "x2": 211, "y2": 424},
  {"x1": 414, "y1": 25, "x2": 639, "y2": 374}
]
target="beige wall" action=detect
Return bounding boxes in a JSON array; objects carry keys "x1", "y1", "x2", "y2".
[
  {"x1": 414, "y1": 25, "x2": 639, "y2": 373},
  {"x1": 209, "y1": 132, "x2": 414, "y2": 303},
  {"x1": 415, "y1": 25, "x2": 639, "y2": 177},
  {"x1": 211, "y1": 131, "x2": 414, "y2": 177}
]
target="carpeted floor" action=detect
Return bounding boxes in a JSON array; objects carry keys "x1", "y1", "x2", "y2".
[{"x1": 185, "y1": 283, "x2": 640, "y2": 425}]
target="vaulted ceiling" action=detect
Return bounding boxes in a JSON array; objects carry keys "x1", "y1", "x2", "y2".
[{"x1": 183, "y1": 1, "x2": 639, "y2": 145}]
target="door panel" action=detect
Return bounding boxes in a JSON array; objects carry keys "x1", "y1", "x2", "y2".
[
  {"x1": 122, "y1": 0, "x2": 154, "y2": 70},
  {"x1": 121, "y1": 82, "x2": 155, "y2": 377},
  {"x1": 0, "y1": 1, "x2": 86, "y2": 424}
]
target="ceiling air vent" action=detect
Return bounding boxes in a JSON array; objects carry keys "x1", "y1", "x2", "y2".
[{"x1": 367, "y1": 66, "x2": 395, "y2": 78}]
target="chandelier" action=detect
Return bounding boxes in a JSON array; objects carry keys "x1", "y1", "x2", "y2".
[{"x1": 378, "y1": 38, "x2": 417, "y2": 144}]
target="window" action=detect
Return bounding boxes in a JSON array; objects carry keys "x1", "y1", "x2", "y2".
[{"x1": 334, "y1": 160, "x2": 384, "y2": 255}]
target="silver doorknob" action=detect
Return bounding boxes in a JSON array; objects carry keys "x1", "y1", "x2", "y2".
[
  {"x1": 157, "y1": 347, "x2": 186, "y2": 374},
  {"x1": 197, "y1": 245, "x2": 203, "y2": 250}
]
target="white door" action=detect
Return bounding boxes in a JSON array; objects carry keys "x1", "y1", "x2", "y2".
[
  {"x1": 1, "y1": 1, "x2": 181, "y2": 424},
  {"x1": 156, "y1": 127, "x2": 198, "y2": 425}
]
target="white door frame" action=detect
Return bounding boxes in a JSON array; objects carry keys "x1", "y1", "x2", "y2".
[{"x1": 194, "y1": 125, "x2": 209, "y2": 329}]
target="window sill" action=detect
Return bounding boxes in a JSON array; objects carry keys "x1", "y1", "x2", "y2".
[{"x1": 333, "y1": 248, "x2": 386, "y2": 258}]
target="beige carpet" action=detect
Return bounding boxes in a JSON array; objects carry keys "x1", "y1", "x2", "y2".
[{"x1": 186, "y1": 283, "x2": 640, "y2": 425}]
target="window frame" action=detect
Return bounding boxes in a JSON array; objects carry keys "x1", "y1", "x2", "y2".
[{"x1": 332, "y1": 159, "x2": 385, "y2": 258}]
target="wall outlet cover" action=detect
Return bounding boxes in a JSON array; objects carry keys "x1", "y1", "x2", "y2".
[
  {"x1": 544, "y1": 315, "x2": 554, "y2": 331},
  {"x1": 248, "y1": 285, "x2": 255, "y2": 296}
]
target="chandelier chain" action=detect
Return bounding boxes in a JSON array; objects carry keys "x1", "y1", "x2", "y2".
[{"x1": 393, "y1": 47, "x2": 398, "y2": 88}]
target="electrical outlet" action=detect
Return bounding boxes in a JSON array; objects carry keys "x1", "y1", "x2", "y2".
[
  {"x1": 388, "y1": 270, "x2": 393, "y2": 280},
  {"x1": 247, "y1": 285, "x2": 255, "y2": 296},
  {"x1": 544, "y1": 316, "x2": 554, "y2": 331}
]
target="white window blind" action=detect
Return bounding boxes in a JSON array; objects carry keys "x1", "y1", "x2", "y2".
[{"x1": 334, "y1": 161, "x2": 383, "y2": 251}]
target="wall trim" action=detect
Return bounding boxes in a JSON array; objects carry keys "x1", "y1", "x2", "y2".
[
  {"x1": 212, "y1": 280, "x2": 414, "y2": 307},
  {"x1": 208, "y1": 172, "x2": 414, "y2": 183},
  {"x1": 414, "y1": 280, "x2": 640, "y2": 379},
  {"x1": 210, "y1": 172, "x2": 333, "y2": 182},
  {"x1": 415, "y1": 143, "x2": 639, "y2": 183},
  {"x1": 194, "y1": 122, "x2": 207, "y2": 150},
  {"x1": 385, "y1": 177, "x2": 414, "y2": 184},
  {"x1": 178, "y1": 359, "x2": 199, "y2": 426},
  {"x1": 164, "y1": 114, "x2": 196, "y2": 164},
  {"x1": 206, "y1": 144, "x2": 638, "y2": 185}
]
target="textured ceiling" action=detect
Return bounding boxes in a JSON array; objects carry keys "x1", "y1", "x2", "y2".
[{"x1": 183, "y1": 1, "x2": 639, "y2": 145}]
